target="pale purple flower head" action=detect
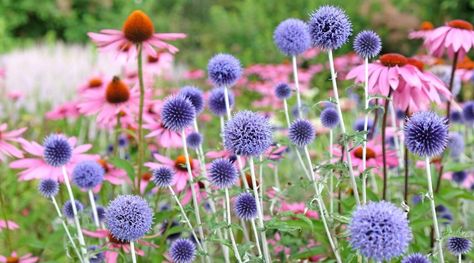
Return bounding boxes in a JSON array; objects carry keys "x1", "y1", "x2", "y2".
[
  {"x1": 208, "y1": 88, "x2": 235, "y2": 116},
  {"x1": 161, "y1": 95, "x2": 196, "y2": 131},
  {"x1": 353, "y1": 30, "x2": 382, "y2": 58},
  {"x1": 462, "y1": 101, "x2": 474, "y2": 123},
  {"x1": 63, "y1": 200, "x2": 83, "y2": 219},
  {"x1": 170, "y1": 238, "x2": 196, "y2": 263},
  {"x1": 208, "y1": 158, "x2": 238, "y2": 189},
  {"x1": 89, "y1": 245, "x2": 105, "y2": 263},
  {"x1": 448, "y1": 132, "x2": 464, "y2": 158},
  {"x1": 308, "y1": 5, "x2": 352, "y2": 50},
  {"x1": 179, "y1": 86, "x2": 204, "y2": 114},
  {"x1": 43, "y1": 134, "x2": 72, "y2": 167},
  {"x1": 401, "y1": 253, "x2": 431, "y2": 263},
  {"x1": 186, "y1": 132, "x2": 202, "y2": 150},
  {"x1": 404, "y1": 111, "x2": 449, "y2": 157},
  {"x1": 273, "y1": 18, "x2": 311, "y2": 56},
  {"x1": 447, "y1": 237, "x2": 472, "y2": 256},
  {"x1": 320, "y1": 107, "x2": 340, "y2": 129},
  {"x1": 38, "y1": 179, "x2": 59, "y2": 198},
  {"x1": 152, "y1": 167, "x2": 175, "y2": 188},
  {"x1": 289, "y1": 119, "x2": 315, "y2": 147},
  {"x1": 274, "y1": 83, "x2": 292, "y2": 100},
  {"x1": 72, "y1": 160, "x2": 105, "y2": 189},
  {"x1": 234, "y1": 192, "x2": 257, "y2": 220},
  {"x1": 208, "y1": 54, "x2": 242, "y2": 87}
]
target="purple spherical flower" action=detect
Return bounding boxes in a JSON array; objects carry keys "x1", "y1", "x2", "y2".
[
  {"x1": 353, "y1": 118, "x2": 375, "y2": 133},
  {"x1": 170, "y1": 238, "x2": 196, "y2": 263},
  {"x1": 273, "y1": 18, "x2": 311, "y2": 56},
  {"x1": 404, "y1": 111, "x2": 449, "y2": 157},
  {"x1": 349, "y1": 201, "x2": 412, "y2": 261},
  {"x1": 208, "y1": 88, "x2": 235, "y2": 116},
  {"x1": 353, "y1": 30, "x2": 382, "y2": 58},
  {"x1": 95, "y1": 206, "x2": 106, "y2": 223},
  {"x1": 161, "y1": 95, "x2": 196, "y2": 131},
  {"x1": 448, "y1": 132, "x2": 464, "y2": 158},
  {"x1": 234, "y1": 192, "x2": 257, "y2": 220},
  {"x1": 63, "y1": 200, "x2": 83, "y2": 219},
  {"x1": 152, "y1": 167, "x2": 175, "y2": 188},
  {"x1": 38, "y1": 179, "x2": 59, "y2": 198},
  {"x1": 396, "y1": 109, "x2": 407, "y2": 120},
  {"x1": 72, "y1": 160, "x2": 105, "y2": 189},
  {"x1": 452, "y1": 170, "x2": 468, "y2": 184},
  {"x1": 106, "y1": 195, "x2": 153, "y2": 242},
  {"x1": 224, "y1": 111, "x2": 273, "y2": 156},
  {"x1": 462, "y1": 101, "x2": 474, "y2": 123},
  {"x1": 43, "y1": 134, "x2": 72, "y2": 167},
  {"x1": 320, "y1": 107, "x2": 340, "y2": 129},
  {"x1": 447, "y1": 237, "x2": 472, "y2": 256},
  {"x1": 179, "y1": 86, "x2": 204, "y2": 114},
  {"x1": 308, "y1": 5, "x2": 352, "y2": 50},
  {"x1": 450, "y1": 110, "x2": 463, "y2": 123},
  {"x1": 274, "y1": 83, "x2": 292, "y2": 100},
  {"x1": 401, "y1": 253, "x2": 431, "y2": 263},
  {"x1": 186, "y1": 132, "x2": 202, "y2": 150},
  {"x1": 208, "y1": 158, "x2": 238, "y2": 189},
  {"x1": 88, "y1": 245, "x2": 105, "y2": 263},
  {"x1": 208, "y1": 54, "x2": 242, "y2": 87},
  {"x1": 289, "y1": 119, "x2": 315, "y2": 147}
]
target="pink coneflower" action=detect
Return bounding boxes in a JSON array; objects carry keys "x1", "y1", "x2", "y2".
[
  {"x1": 97, "y1": 159, "x2": 129, "y2": 185},
  {"x1": 45, "y1": 101, "x2": 81, "y2": 120},
  {"x1": 0, "y1": 220, "x2": 19, "y2": 231},
  {"x1": 88, "y1": 10, "x2": 186, "y2": 59},
  {"x1": 425, "y1": 19, "x2": 474, "y2": 59},
  {"x1": 10, "y1": 137, "x2": 97, "y2": 181},
  {"x1": 143, "y1": 115, "x2": 184, "y2": 148},
  {"x1": 0, "y1": 251, "x2": 38, "y2": 263},
  {"x1": 409, "y1": 21, "x2": 434, "y2": 40},
  {"x1": 0, "y1": 124, "x2": 26, "y2": 162},
  {"x1": 145, "y1": 154, "x2": 200, "y2": 192},
  {"x1": 181, "y1": 183, "x2": 207, "y2": 206},
  {"x1": 77, "y1": 75, "x2": 106, "y2": 92},
  {"x1": 279, "y1": 202, "x2": 318, "y2": 219}
]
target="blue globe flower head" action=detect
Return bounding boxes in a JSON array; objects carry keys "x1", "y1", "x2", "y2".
[
  {"x1": 43, "y1": 134, "x2": 73, "y2": 167},
  {"x1": 462, "y1": 101, "x2": 474, "y2": 123},
  {"x1": 450, "y1": 110, "x2": 463, "y2": 123},
  {"x1": 88, "y1": 245, "x2": 105, "y2": 263},
  {"x1": 274, "y1": 83, "x2": 292, "y2": 100},
  {"x1": 63, "y1": 200, "x2": 83, "y2": 219},
  {"x1": 152, "y1": 167, "x2": 175, "y2": 188},
  {"x1": 95, "y1": 206, "x2": 106, "y2": 223},
  {"x1": 353, "y1": 118, "x2": 374, "y2": 132},
  {"x1": 106, "y1": 195, "x2": 153, "y2": 242},
  {"x1": 38, "y1": 179, "x2": 59, "y2": 198},
  {"x1": 224, "y1": 111, "x2": 273, "y2": 156},
  {"x1": 396, "y1": 109, "x2": 407, "y2": 120},
  {"x1": 208, "y1": 158, "x2": 238, "y2": 189},
  {"x1": 349, "y1": 201, "x2": 412, "y2": 261},
  {"x1": 401, "y1": 253, "x2": 431, "y2": 263},
  {"x1": 273, "y1": 18, "x2": 311, "y2": 56},
  {"x1": 451, "y1": 170, "x2": 468, "y2": 184},
  {"x1": 291, "y1": 104, "x2": 309, "y2": 119},
  {"x1": 208, "y1": 54, "x2": 242, "y2": 87},
  {"x1": 353, "y1": 30, "x2": 382, "y2": 58},
  {"x1": 308, "y1": 5, "x2": 352, "y2": 50},
  {"x1": 320, "y1": 107, "x2": 340, "y2": 129},
  {"x1": 72, "y1": 161, "x2": 105, "y2": 189},
  {"x1": 161, "y1": 95, "x2": 196, "y2": 132},
  {"x1": 447, "y1": 237, "x2": 472, "y2": 256},
  {"x1": 289, "y1": 119, "x2": 316, "y2": 147},
  {"x1": 404, "y1": 111, "x2": 449, "y2": 158},
  {"x1": 118, "y1": 136, "x2": 128, "y2": 147},
  {"x1": 208, "y1": 87, "x2": 235, "y2": 116},
  {"x1": 448, "y1": 132, "x2": 464, "y2": 158},
  {"x1": 186, "y1": 132, "x2": 202, "y2": 150},
  {"x1": 234, "y1": 192, "x2": 257, "y2": 220},
  {"x1": 179, "y1": 86, "x2": 204, "y2": 114},
  {"x1": 170, "y1": 238, "x2": 196, "y2": 263}
]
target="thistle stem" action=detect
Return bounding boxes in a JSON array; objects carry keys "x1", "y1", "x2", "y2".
[
  {"x1": 130, "y1": 241, "x2": 137, "y2": 263},
  {"x1": 381, "y1": 89, "x2": 393, "y2": 200},
  {"x1": 329, "y1": 129, "x2": 335, "y2": 216},
  {"x1": 223, "y1": 86, "x2": 232, "y2": 120},
  {"x1": 136, "y1": 44, "x2": 146, "y2": 194},
  {"x1": 362, "y1": 57, "x2": 369, "y2": 205},
  {"x1": 292, "y1": 55, "x2": 302, "y2": 118},
  {"x1": 225, "y1": 188, "x2": 243, "y2": 263},
  {"x1": 88, "y1": 190, "x2": 100, "y2": 228}
]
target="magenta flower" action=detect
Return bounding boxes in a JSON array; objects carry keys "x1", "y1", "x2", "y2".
[
  {"x1": 143, "y1": 115, "x2": 186, "y2": 149},
  {"x1": 408, "y1": 21, "x2": 434, "y2": 40},
  {"x1": 425, "y1": 19, "x2": 474, "y2": 59},
  {"x1": 279, "y1": 202, "x2": 319, "y2": 219},
  {"x1": 45, "y1": 101, "x2": 81, "y2": 120},
  {"x1": 0, "y1": 124, "x2": 26, "y2": 162},
  {"x1": 88, "y1": 10, "x2": 186, "y2": 59},
  {"x1": 10, "y1": 137, "x2": 97, "y2": 181},
  {"x1": 0, "y1": 220, "x2": 19, "y2": 231},
  {"x1": 0, "y1": 251, "x2": 38, "y2": 263},
  {"x1": 181, "y1": 183, "x2": 208, "y2": 206}
]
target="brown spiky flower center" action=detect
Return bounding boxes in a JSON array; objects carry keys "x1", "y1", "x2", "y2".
[
  {"x1": 88, "y1": 77, "x2": 103, "y2": 88},
  {"x1": 354, "y1": 147, "x2": 376, "y2": 160},
  {"x1": 175, "y1": 155, "x2": 193, "y2": 172},
  {"x1": 380, "y1": 53, "x2": 408, "y2": 67},
  {"x1": 447, "y1": 19, "x2": 473, "y2": 30},
  {"x1": 6, "y1": 257, "x2": 19, "y2": 263},
  {"x1": 122, "y1": 10, "x2": 154, "y2": 43},
  {"x1": 105, "y1": 76, "x2": 130, "y2": 104},
  {"x1": 107, "y1": 231, "x2": 128, "y2": 244},
  {"x1": 407, "y1": 58, "x2": 425, "y2": 71},
  {"x1": 420, "y1": 21, "x2": 434, "y2": 31}
]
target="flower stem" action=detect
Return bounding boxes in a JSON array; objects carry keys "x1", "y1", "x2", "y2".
[
  {"x1": 223, "y1": 86, "x2": 232, "y2": 120},
  {"x1": 88, "y1": 190, "x2": 100, "y2": 228},
  {"x1": 329, "y1": 129, "x2": 335, "y2": 216},
  {"x1": 130, "y1": 241, "x2": 137, "y2": 263},
  {"x1": 362, "y1": 57, "x2": 369, "y2": 205},
  {"x1": 225, "y1": 188, "x2": 243, "y2": 263},
  {"x1": 136, "y1": 43, "x2": 146, "y2": 195},
  {"x1": 0, "y1": 191, "x2": 12, "y2": 252},
  {"x1": 403, "y1": 108, "x2": 410, "y2": 205},
  {"x1": 292, "y1": 55, "x2": 302, "y2": 118},
  {"x1": 381, "y1": 89, "x2": 393, "y2": 200}
]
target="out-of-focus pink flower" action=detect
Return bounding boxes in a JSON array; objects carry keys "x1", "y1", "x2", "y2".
[
  {"x1": 267, "y1": 233, "x2": 291, "y2": 259},
  {"x1": 143, "y1": 115, "x2": 184, "y2": 148},
  {"x1": 144, "y1": 52, "x2": 174, "y2": 79},
  {"x1": 442, "y1": 171, "x2": 474, "y2": 189},
  {"x1": 0, "y1": 220, "x2": 19, "y2": 231},
  {"x1": 181, "y1": 183, "x2": 208, "y2": 205},
  {"x1": 302, "y1": 48, "x2": 320, "y2": 60},
  {"x1": 183, "y1": 69, "x2": 205, "y2": 80},
  {"x1": 45, "y1": 101, "x2": 81, "y2": 120},
  {"x1": 77, "y1": 74, "x2": 107, "y2": 92},
  {"x1": 97, "y1": 159, "x2": 130, "y2": 186},
  {"x1": 409, "y1": 21, "x2": 434, "y2": 40},
  {"x1": 88, "y1": 10, "x2": 186, "y2": 60},
  {"x1": 333, "y1": 52, "x2": 363, "y2": 79},
  {"x1": 280, "y1": 202, "x2": 319, "y2": 219},
  {"x1": 10, "y1": 136, "x2": 97, "y2": 181},
  {"x1": 0, "y1": 124, "x2": 26, "y2": 162},
  {"x1": 7, "y1": 91, "x2": 24, "y2": 101},
  {"x1": 425, "y1": 19, "x2": 474, "y2": 59},
  {"x1": 0, "y1": 251, "x2": 38, "y2": 263}
]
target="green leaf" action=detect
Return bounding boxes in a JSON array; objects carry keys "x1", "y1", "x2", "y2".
[
  {"x1": 109, "y1": 157, "x2": 136, "y2": 181},
  {"x1": 290, "y1": 246, "x2": 327, "y2": 259}
]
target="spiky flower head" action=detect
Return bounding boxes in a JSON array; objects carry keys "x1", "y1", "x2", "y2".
[
  {"x1": 448, "y1": 132, "x2": 464, "y2": 158},
  {"x1": 404, "y1": 111, "x2": 449, "y2": 157},
  {"x1": 208, "y1": 54, "x2": 242, "y2": 87},
  {"x1": 353, "y1": 30, "x2": 382, "y2": 58},
  {"x1": 447, "y1": 237, "x2": 472, "y2": 256},
  {"x1": 38, "y1": 179, "x2": 59, "y2": 198},
  {"x1": 208, "y1": 158, "x2": 238, "y2": 189},
  {"x1": 349, "y1": 201, "x2": 412, "y2": 261},
  {"x1": 273, "y1": 18, "x2": 311, "y2": 56},
  {"x1": 122, "y1": 10, "x2": 154, "y2": 43},
  {"x1": 179, "y1": 86, "x2": 204, "y2": 114},
  {"x1": 95, "y1": 206, "x2": 106, "y2": 223},
  {"x1": 72, "y1": 160, "x2": 105, "y2": 189},
  {"x1": 43, "y1": 134, "x2": 72, "y2": 167},
  {"x1": 289, "y1": 119, "x2": 316, "y2": 147},
  {"x1": 88, "y1": 245, "x2": 106, "y2": 263},
  {"x1": 224, "y1": 111, "x2": 273, "y2": 156},
  {"x1": 161, "y1": 95, "x2": 196, "y2": 131},
  {"x1": 152, "y1": 167, "x2": 175, "y2": 188},
  {"x1": 170, "y1": 238, "x2": 196, "y2": 263},
  {"x1": 401, "y1": 253, "x2": 431, "y2": 263},
  {"x1": 320, "y1": 107, "x2": 340, "y2": 129},
  {"x1": 234, "y1": 192, "x2": 257, "y2": 220},
  {"x1": 208, "y1": 88, "x2": 235, "y2": 116},
  {"x1": 274, "y1": 83, "x2": 292, "y2": 100},
  {"x1": 450, "y1": 110, "x2": 463, "y2": 123},
  {"x1": 105, "y1": 195, "x2": 153, "y2": 242},
  {"x1": 451, "y1": 170, "x2": 468, "y2": 184},
  {"x1": 186, "y1": 132, "x2": 203, "y2": 150},
  {"x1": 308, "y1": 5, "x2": 352, "y2": 50},
  {"x1": 462, "y1": 101, "x2": 474, "y2": 123},
  {"x1": 63, "y1": 200, "x2": 83, "y2": 219}
]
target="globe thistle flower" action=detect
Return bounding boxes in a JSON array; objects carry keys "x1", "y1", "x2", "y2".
[
  {"x1": 404, "y1": 111, "x2": 449, "y2": 157},
  {"x1": 95, "y1": 206, "x2": 106, "y2": 223},
  {"x1": 179, "y1": 86, "x2": 204, "y2": 114},
  {"x1": 450, "y1": 110, "x2": 464, "y2": 123},
  {"x1": 396, "y1": 109, "x2": 407, "y2": 120},
  {"x1": 291, "y1": 104, "x2": 309, "y2": 118},
  {"x1": 208, "y1": 88, "x2": 235, "y2": 116},
  {"x1": 274, "y1": 83, "x2": 292, "y2": 100},
  {"x1": 43, "y1": 134, "x2": 73, "y2": 167},
  {"x1": 462, "y1": 101, "x2": 474, "y2": 123},
  {"x1": 447, "y1": 132, "x2": 464, "y2": 158},
  {"x1": 224, "y1": 111, "x2": 273, "y2": 156},
  {"x1": 161, "y1": 95, "x2": 196, "y2": 132},
  {"x1": 401, "y1": 253, "x2": 431, "y2": 263},
  {"x1": 451, "y1": 170, "x2": 468, "y2": 184},
  {"x1": 170, "y1": 238, "x2": 196, "y2": 263},
  {"x1": 349, "y1": 201, "x2": 412, "y2": 261},
  {"x1": 447, "y1": 237, "x2": 472, "y2": 256},
  {"x1": 38, "y1": 179, "x2": 59, "y2": 198},
  {"x1": 208, "y1": 158, "x2": 238, "y2": 189},
  {"x1": 353, "y1": 118, "x2": 374, "y2": 133},
  {"x1": 72, "y1": 160, "x2": 105, "y2": 189},
  {"x1": 152, "y1": 167, "x2": 175, "y2": 188},
  {"x1": 308, "y1": 5, "x2": 352, "y2": 50},
  {"x1": 186, "y1": 132, "x2": 202, "y2": 150},
  {"x1": 88, "y1": 245, "x2": 105, "y2": 263},
  {"x1": 63, "y1": 200, "x2": 84, "y2": 219},
  {"x1": 320, "y1": 107, "x2": 339, "y2": 129},
  {"x1": 273, "y1": 18, "x2": 311, "y2": 56},
  {"x1": 289, "y1": 119, "x2": 316, "y2": 147},
  {"x1": 106, "y1": 195, "x2": 153, "y2": 242},
  {"x1": 208, "y1": 54, "x2": 242, "y2": 87},
  {"x1": 353, "y1": 30, "x2": 382, "y2": 58},
  {"x1": 234, "y1": 192, "x2": 257, "y2": 220}
]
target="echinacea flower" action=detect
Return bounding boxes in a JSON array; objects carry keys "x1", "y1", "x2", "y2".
[
  {"x1": 409, "y1": 21, "x2": 435, "y2": 40},
  {"x1": 273, "y1": 18, "x2": 311, "y2": 56},
  {"x1": 0, "y1": 251, "x2": 38, "y2": 263},
  {"x1": 143, "y1": 115, "x2": 186, "y2": 148},
  {"x1": 425, "y1": 20, "x2": 474, "y2": 59},
  {"x1": 0, "y1": 124, "x2": 26, "y2": 162},
  {"x1": 446, "y1": 237, "x2": 472, "y2": 256},
  {"x1": 279, "y1": 202, "x2": 318, "y2": 219},
  {"x1": 88, "y1": 10, "x2": 186, "y2": 59},
  {"x1": 169, "y1": 238, "x2": 196, "y2": 263},
  {"x1": 45, "y1": 101, "x2": 81, "y2": 120}
]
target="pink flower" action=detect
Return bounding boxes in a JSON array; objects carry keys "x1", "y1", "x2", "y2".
[
  {"x1": 409, "y1": 21, "x2": 434, "y2": 40},
  {"x1": 425, "y1": 20, "x2": 474, "y2": 59},
  {"x1": 143, "y1": 115, "x2": 184, "y2": 148},
  {"x1": 10, "y1": 136, "x2": 98, "y2": 181},
  {"x1": 77, "y1": 74, "x2": 107, "y2": 92},
  {"x1": 97, "y1": 159, "x2": 130, "y2": 186},
  {"x1": 0, "y1": 220, "x2": 19, "y2": 231},
  {"x1": 0, "y1": 124, "x2": 26, "y2": 162},
  {"x1": 280, "y1": 202, "x2": 319, "y2": 219},
  {"x1": 7, "y1": 91, "x2": 24, "y2": 101},
  {"x1": 0, "y1": 251, "x2": 38, "y2": 263},
  {"x1": 45, "y1": 101, "x2": 81, "y2": 120},
  {"x1": 88, "y1": 10, "x2": 186, "y2": 60},
  {"x1": 267, "y1": 233, "x2": 291, "y2": 258},
  {"x1": 181, "y1": 183, "x2": 208, "y2": 206},
  {"x1": 183, "y1": 69, "x2": 205, "y2": 80}
]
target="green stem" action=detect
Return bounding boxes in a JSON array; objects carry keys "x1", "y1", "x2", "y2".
[
  {"x1": 0, "y1": 191, "x2": 12, "y2": 252},
  {"x1": 136, "y1": 44, "x2": 145, "y2": 194}
]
